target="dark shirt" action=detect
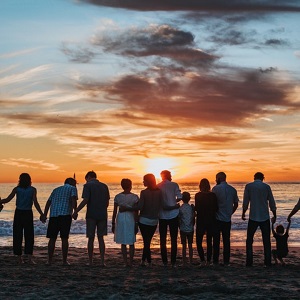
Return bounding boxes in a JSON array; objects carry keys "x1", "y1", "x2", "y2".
[
  {"x1": 82, "y1": 179, "x2": 110, "y2": 220},
  {"x1": 274, "y1": 232, "x2": 289, "y2": 254},
  {"x1": 139, "y1": 188, "x2": 163, "y2": 220},
  {"x1": 195, "y1": 191, "x2": 218, "y2": 225}
]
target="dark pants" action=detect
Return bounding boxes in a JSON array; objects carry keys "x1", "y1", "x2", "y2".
[
  {"x1": 13, "y1": 209, "x2": 34, "y2": 256},
  {"x1": 213, "y1": 220, "x2": 231, "y2": 264},
  {"x1": 139, "y1": 222, "x2": 157, "y2": 263},
  {"x1": 246, "y1": 219, "x2": 271, "y2": 266},
  {"x1": 159, "y1": 217, "x2": 179, "y2": 265},
  {"x1": 196, "y1": 223, "x2": 215, "y2": 262}
]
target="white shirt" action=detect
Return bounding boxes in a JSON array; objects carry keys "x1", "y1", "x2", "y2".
[
  {"x1": 212, "y1": 182, "x2": 239, "y2": 222},
  {"x1": 157, "y1": 179, "x2": 182, "y2": 220},
  {"x1": 243, "y1": 180, "x2": 276, "y2": 222}
]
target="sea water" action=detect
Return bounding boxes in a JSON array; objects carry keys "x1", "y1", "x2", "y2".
[{"x1": 0, "y1": 182, "x2": 299, "y2": 248}]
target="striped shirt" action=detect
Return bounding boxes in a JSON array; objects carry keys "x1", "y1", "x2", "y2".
[{"x1": 48, "y1": 184, "x2": 78, "y2": 217}]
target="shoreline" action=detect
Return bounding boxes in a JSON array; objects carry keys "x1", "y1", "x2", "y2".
[{"x1": 0, "y1": 246, "x2": 299, "y2": 299}]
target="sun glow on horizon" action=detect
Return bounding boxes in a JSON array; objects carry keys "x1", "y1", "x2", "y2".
[{"x1": 143, "y1": 157, "x2": 177, "y2": 179}]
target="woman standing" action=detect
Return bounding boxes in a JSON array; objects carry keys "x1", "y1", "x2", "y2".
[
  {"x1": 194, "y1": 178, "x2": 218, "y2": 265},
  {"x1": 0, "y1": 173, "x2": 44, "y2": 264},
  {"x1": 112, "y1": 178, "x2": 139, "y2": 267},
  {"x1": 138, "y1": 173, "x2": 163, "y2": 266}
]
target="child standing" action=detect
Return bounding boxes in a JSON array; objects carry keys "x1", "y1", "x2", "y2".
[
  {"x1": 112, "y1": 178, "x2": 139, "y2": 267},
  {"x1": 271, "y1": 220, "x2": 291, "y2": 265},
  {"x1": 179, "y1": 192, "x2": 195, "y2": 266}
]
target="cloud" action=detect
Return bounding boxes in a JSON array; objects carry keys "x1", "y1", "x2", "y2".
[
  {"x1": 264, "y1": 38, "x2": 289, "y2": 47},
  {"x1": 81, "y1": 0, "x2": 300, "y2": 12},
  {"x1": 61, "y1": 42, "x2": 96, "y2": 63},
  {"x1": 0, "y1": 158, "x2": 60, "y2": 171}
]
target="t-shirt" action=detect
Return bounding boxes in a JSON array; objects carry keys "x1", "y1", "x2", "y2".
[
  {"x1": 273, "y1": 232, "x2": 289, "y2": 254},
  {"x1": 82, "y1": 179, "x2": 110, "y2": 220},
  {"x1": 179, "y1": 203, "x2": 194, "y2": 233}
]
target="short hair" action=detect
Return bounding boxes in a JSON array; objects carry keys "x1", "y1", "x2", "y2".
[
  {"x1": 18, "y1": 173, "x2": 32, "y2": 188},
  {"x1": 199, "y1": 178, "x2": 211, "y2": 192},
  {"x1": 143, "y1": 173, "x2": 157, "y2": 189},
  {"x1": 121, "y1": 178, "x2": 132, "y2": 190},
  {"x1": 160, "y1": 170, "x2": 171, "y2": 179},
  {"x1": 254, "y1": 172, "x2": 264, "y2": 180},
  {"x1": 85, "y1": 171, "x2": 97, "y2": 180},
  {"x1": 182, "y1": 191, "x2": 191, "y2": 203},
  {"x1": 64, "y1": 178, "x2": 77, "y2": 186},
  {"x1": 216, "y1": 172, "x2": 226, "y2": 181},
  {"x1": 276, "y1": 224, "x2": 284, "y2": 234}
]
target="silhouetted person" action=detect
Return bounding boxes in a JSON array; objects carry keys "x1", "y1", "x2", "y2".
[
  {"x1": 212, "y1": 172, "x2": 239, "y2": 266},
  {"x1": 242, "y1": 172, "x2": 276, "y2": 267},
  {"x1": 272, "y1": 220, "x2": 291, "y2": 265},
  {"x1": 73, "y1": 171, "x2": 110, "y2": 266},
  {"x1": 138, "y1": 173, "x2": 163, "y2": 267},
  {"x1": 195, "y1": 178, "x2": 218, "y2": 266},
  {"x1": 157, "y1": 170, "x2": 182, "y2": 267},
  {"x1": 43, "y1": 178, "x2": 78, "y2": 265},
  {"x1": 0, "y1": 173, "x2": 44, "y2": 264}
]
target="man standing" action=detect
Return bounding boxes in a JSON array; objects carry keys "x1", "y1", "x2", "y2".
[
  {"x1": 43, "y1": 177, "x2": 78, "y2": 265},
  {"x1": 242, "y1": 172, "x2": 276, "y2": 267},
  {"x1": 212, "y1": 172, "x2": 239, "y2": 266},
  {"x1": 157, "y1": 170, "x2": 182, "y2": 267},
  {"x1": 73, "y1": 171, "x2": 110, "y2": 266}
]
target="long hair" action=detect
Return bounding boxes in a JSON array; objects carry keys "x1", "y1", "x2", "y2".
[
  {"x1": 18, "y1": 173, "x2": 32, "y2": 188},
  {"x1": 199, "y1": 178, "x2": 211, "y2": 192},
  {"x1": 143, "y1": 173, "x2": 157, "y2": 190}
]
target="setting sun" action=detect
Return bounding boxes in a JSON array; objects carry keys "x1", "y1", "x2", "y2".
[{"x1": 144, "y1": 157, "x2": 177, "y2": 179}]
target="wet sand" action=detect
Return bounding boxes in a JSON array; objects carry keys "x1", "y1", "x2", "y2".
[{"x1": 0, "y1": 246, "x2": 299, "y2": 299}]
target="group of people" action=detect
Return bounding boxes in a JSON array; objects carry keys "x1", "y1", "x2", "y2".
[{"x1": 0, "y1": 170, "x2": 299, "y2": 267}]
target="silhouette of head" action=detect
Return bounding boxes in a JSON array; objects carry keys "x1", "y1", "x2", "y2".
[
  {"x1": 18, "y1": 173, "x2": 32, "y2": 188},
  {"x1": 85, "y1": 171, "x2": 97, "y2": 181},
  {"x1": 254, "y1": 172, "x2": 264, "y2": 181},
  {"x1": 160, "y1": 170, "x2": 171, "y2": 181},
  {"x1": 276, "y1": 224, "x2": 284, "y2": 235},
  {"x1": 199, "y1": 178, "x2": 211, "y2": 192},
  {"x1": 143, "y1": 173, "x2": 156, "y2": 189},
  {"x1": 182, "y1": 192, "x2": 191, "y2": 203},
  {"x1": 216, "y1": 172, "x2": 226, "y2": 184},
  {"x1": 65, "y1": 178, "x2": 77, "y2": 187},
  {"x1": 121, "y1": 178, "x2": 132, "y2": 190}
]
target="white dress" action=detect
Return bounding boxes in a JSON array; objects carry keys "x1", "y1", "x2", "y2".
[{"x1": 114, "y1": 192, "x2": 139, "y2": 245}]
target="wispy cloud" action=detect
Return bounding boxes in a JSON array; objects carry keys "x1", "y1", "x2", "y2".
[{"x1": 0, "y1": 158, "x2": 60, "y2": 171}]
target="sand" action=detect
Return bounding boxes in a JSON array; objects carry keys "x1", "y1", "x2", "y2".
[{"x1": 0, "y1": 245, "x2": 299, "y2": 299}]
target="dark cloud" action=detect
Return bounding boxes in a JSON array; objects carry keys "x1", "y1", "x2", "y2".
[
  {"x1": 81, "y1": 0, "x2": 300, "y2": 12},
  {"x1": 77, "y1": 66, "x2": 299, "y2": 128},
  {"x1": 91, "y1": 25, "x2": 218, "y2": 68},
  {"x1": 264, "y1": 38, "x2": 289, "y2": 47},
  {"x1": 61, "y1": 42, "x2": 96, "y2": 63}
]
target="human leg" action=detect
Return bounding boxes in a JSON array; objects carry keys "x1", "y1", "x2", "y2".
[
  {"x1": 121, "y1": 244, "x2": 128, "y2": 266},
  {"x1": 180, "y1": 232, "x2": 187, "y2": 265},
  {"x1": 260, "y1": 219, "x2": 271, "y2": 266},
  {"x1": 129, "y1": 244, "x2": 135, "y2": 266},
  {"x1": 88, "y1": 237, "x2": 95, "y2": 265},
  {"x1": 213, "y1": 221, "x2": 221, "y2": 264},
  {"x1": 61, "y1": 238, "x2": 69, "y2": 265},
  {"x1": 23, "y1": 210, "x2": 34, "y2": 258},
  {"x1": 187, "y1": 232, "x2": 194, "y2": 264},
  {"x1": 86, "y1": 218, "x2": 96, "y2": 265},
  {"x1": 206, "y1": 232, "x2": 213, "y2": 263},
  {"x1": 97, "y1": 236, "x2": 106, "y2": 266},
  {"x1": 47, "y1": 238, "x2": 57, "y2": 265},
  {"x1": 159, "y1": 219, "x2": 168, "y2": 265},
  {"x1": 246, "y1": 219, "x2": 258, "y2": 266},
  {"x1": 169, "y1": 217, "x2": 179, "y2": 266},
  {"x1": 196, "y1": 226, "x2": 205, "y2": 262},
  {"x1": 59, "y1": 215, "x2": 72, "y2": 265},
  {"x1": 13, "y1": 209, "x2": 23, "y2": 259},
  {"x1": 221, "y1": 221, "x2": 231, "y2": 264},
  {"x1": 139, "y1": 223, "x2": 156, "y2": 264}
]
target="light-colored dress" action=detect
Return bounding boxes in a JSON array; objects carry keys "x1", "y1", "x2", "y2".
[{"x1": 114, "y1": 192, "x2": 139, "y2": 245}]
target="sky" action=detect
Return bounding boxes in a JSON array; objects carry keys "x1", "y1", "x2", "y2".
[{"x1": 0, "y1": 0, "x2": 300, "y2": 184}]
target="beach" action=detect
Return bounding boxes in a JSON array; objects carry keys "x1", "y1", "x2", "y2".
[{"x1": 1, "y1": 246, "x2": 299, "y2": 299}]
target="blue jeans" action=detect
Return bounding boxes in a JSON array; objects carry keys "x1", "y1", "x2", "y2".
[
  {"x1": 159, "y1": 217, "x2": 179, "y2": 265},
  {"x1": 246, "y1": 219, "x2": 271, "y2": 266}
]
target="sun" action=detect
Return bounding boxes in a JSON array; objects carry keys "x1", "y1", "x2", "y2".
[{"x1": 144, "y1": 157, "x2": 177, "y2": 179}]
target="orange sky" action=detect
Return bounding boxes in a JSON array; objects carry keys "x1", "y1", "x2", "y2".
[{"x1": 1, "y1": 0, "x2": 300, "y2": 183}]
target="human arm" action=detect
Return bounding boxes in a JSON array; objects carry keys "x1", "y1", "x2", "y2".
[
  {"x1": 271, "y1": 222, "x2": 276, "y2": 236},
  {"x1": 232, "y1": 202, "x2": 238, "y2": 215},
  {"x1": 163, "y1": 203, "x2": 180, "y2": 210},
  {"x1": 42, "y1": 199, "x2": 51, "y2": 223},
  {"x1": 287, "y1": 198, "x2": 300, "y2": 222},
  {"x1": 33, "y1": 188, "x2": 44, "y2": 218},
  {"x1": 242, "y1": 186, "x2": 249, "y2": 221},
  {"x1": 242, "y1": 208, "x2": 247, "y2": 221},
  {"x1": 286, "y1": 219, "x2": 291, "y2": 235},
  {"x1": 0, "y1": 187, "x2": 17, "y2": 204},
  {"x1": 270, "y1": 209, "x2": 277, "y2": 224},
  {"x1": 111, "y1": 202, "x2": 118, "y2": 233},
  {"x1": 72, "y1": 198, "x2": 88, "y2": 220}
]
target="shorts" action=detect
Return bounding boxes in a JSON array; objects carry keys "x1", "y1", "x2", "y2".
[
  {"x1": 180, "y1": 230, "x2": 194, "y2": 244},
  {"x1": 47, "y1": 215, "x2": 72, "y2": 239},
  {"x1": 86, "y1": 218, "x2": 107, "y2": 238}
]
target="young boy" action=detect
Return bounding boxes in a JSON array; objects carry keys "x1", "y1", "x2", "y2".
[
  {"x1": 271, "y1": 220, "x2": 291, "y2": 265},
  {"x1": 179, "y1": 192, "x2": 195, "y2": 266}
]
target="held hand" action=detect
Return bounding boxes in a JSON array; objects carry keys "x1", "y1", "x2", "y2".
[
  {"x1": 242, "y1": 214, "x2": 246, "y2": 221},
  {"x1": 72, "y1": 212, "x2": 78, "y2": 220},
  {"x1": 271, "y1": 216, "x2": 276, "y2": 224},
  {"x1": 287, "y1": 216, "x2": 291, "y2": 222},
  {"x1": 40, "y1": 214, "x2": 46, "y2": 223}
]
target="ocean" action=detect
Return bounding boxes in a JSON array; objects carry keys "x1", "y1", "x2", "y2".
[{"x1": 0, "y1": 182, "x2": 299, "y2": 248}]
